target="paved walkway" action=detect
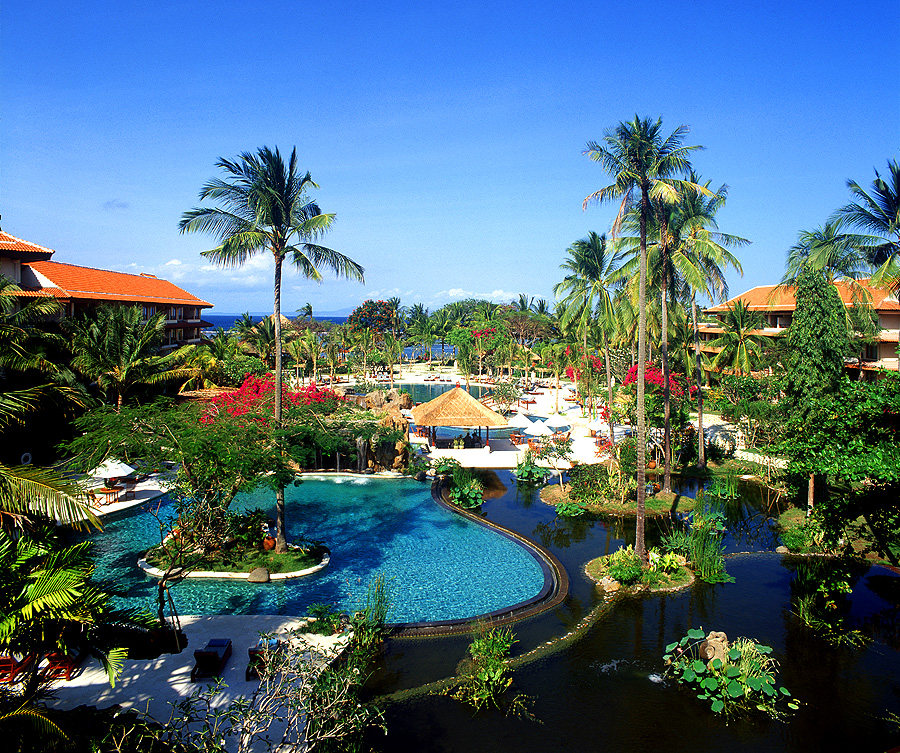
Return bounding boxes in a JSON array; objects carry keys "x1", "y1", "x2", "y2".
[{"x1": 44, "y1": 615, "x2": 347, "y2": 722}]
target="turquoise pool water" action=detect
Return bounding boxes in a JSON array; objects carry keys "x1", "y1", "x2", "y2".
[
  {"x1": 399, "y1": 382, "x2": 488, "y2": 404},
  {"x1": 85, "y1": 476, "x2": 545, "y2": 623}
]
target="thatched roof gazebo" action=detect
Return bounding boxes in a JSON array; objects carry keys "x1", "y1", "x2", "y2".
[{"x1": 412, "y1": 387, "x2": 507, "y2": 447}]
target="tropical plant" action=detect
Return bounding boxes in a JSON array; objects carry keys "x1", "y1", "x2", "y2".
[
  {"x1": 180, "y1": 146, "x2": 364, "y2": 552},
  {"x1": 67, "y1": 306, "x2": 195, "y2": 407},
  {"x1": 553, "y1": 231, "x2": 621, "y2": 444},
  {"x1": 709, "y1": 301, "x2": 769, "y2": 375},
  {"x1": 663, "y1": 628, "x2": 798, "y2": 720},
  {"x1": 836, "y1": 158, "x2": 900, "y2": 294},
  {"x1": 583, "y1": 115, "x2": 703, "y2": 562},
  {"x1": 448, "y1": 466, "x2": 484, "y2": 509},
  {"x1": 451, "y1": 626, "x2": 518, "y2": 711}
]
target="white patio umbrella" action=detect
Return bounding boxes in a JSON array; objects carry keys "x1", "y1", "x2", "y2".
[
  {"x1": 543, "y1": 414, "x2": 570, "y2": 429},
  {"x1": 90, "y1": 458, "x2": 136, "y2": 481},
  {"x1": 525, "y1": 420, "x2": 553, "y2": 437},
  {"x1": 507, "y1": 412, "x2": 535, "y2": 429}
]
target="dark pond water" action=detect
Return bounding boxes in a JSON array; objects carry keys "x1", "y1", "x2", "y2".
[{"x1": 366, "y1": 472, "x2": 900, "y2": 752}]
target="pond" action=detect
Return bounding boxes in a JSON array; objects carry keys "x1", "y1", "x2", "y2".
[
  {"x1": 366, "y1": 472, "x2": 900, "y2": 752},
  {"x1": 83, "y1": 476, "x2": 545, "y2": 623}
]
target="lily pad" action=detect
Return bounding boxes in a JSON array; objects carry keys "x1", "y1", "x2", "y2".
[{"x1": 687, "y1": 628, "x2": 706, "y2": 640}]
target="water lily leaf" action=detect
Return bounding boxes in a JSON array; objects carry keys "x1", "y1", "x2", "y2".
[
  {"x1": 788, "y1": 702, "x2": 799, "y2": 710},
  {"x1": 747, "y1": 677, "x2": 762, "y2": 692},
  {"x1": 757, "y1": 644, "x2": 772, "y2": 654},
  {"x1": 687, "y1": 628, "x2": 705, "y2": 640},
  {"x1": 665, "y1": 642, "x2": 679, "y2": 653},
  {"x1": 726, "y1": 680, "x2": 744, "y2": 698},
  {"x1": 711, "y1": 658, "x2": 722, "y2": 670},
  {"x1": 683, "y1": 668, "x2": 696, "y2": 683},
  {"x1": 779, "y1": 686, "x2": 791, "y2": 696},
  {"x1": 711, "y1": 699, "x2": 725, "y2": 713},
  {"x1": 762, "y1": 683, "x2": 776, "y2": 696},
  {"x1": 702, "y1": 677, "x2": 718, "y2": 691},
  {"x1": 725, "y1": 666, "x2": 741, "y2": 678},
  {"x1": 728, "y1": 648, "x2": 741, "y2": 661},
  {"x1": 692, "y1": 660, "x2": 707, "y2": 674}
]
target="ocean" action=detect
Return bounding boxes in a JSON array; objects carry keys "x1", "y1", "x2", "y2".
[{"x1": 204, "y1": 313, "x2": 347, "y2": 331}]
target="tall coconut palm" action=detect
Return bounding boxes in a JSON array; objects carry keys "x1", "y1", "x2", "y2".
[
  {"x1": 180, "y1": 146, "x2": 364, "y2": 552},
  {"x1": 710, "y1": 301, "x2": 769, "y2": 375},
  {"x1": 837, "y1": 158, "x2": 900, "y2": 292},
  {"x1": 836, "y1": 159, "x2": 900, "y2": 370},
  {"x1": 296, "y1": 302, "x2": 314, "y2": 322},
  {"x1": 783, "y1": 220, "x2": 872, "y2": 285},
  {"x1": 583, "y1": 116, "x2": 702, "y2": 562},
  {"x1": 553, "y1": 231, "x2": 621, "y2": 443},
  {"x1": 67, "y1": 306, "x2": 194, "y2": 408}
]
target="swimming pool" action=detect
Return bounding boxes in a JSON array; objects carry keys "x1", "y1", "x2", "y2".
[{"x1": 85, "y1": 476, "x2": 546, "y2": 623}]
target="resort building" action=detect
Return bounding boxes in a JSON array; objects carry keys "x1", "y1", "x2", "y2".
[
  {"x1": 0, "y1": 231, "x2": 212, "y2": 349},
  {"x1": 699, "y1": 278, "x2": 900, "y2": 376}
]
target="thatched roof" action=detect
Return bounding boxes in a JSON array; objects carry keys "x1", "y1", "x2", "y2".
[{"x1": 411, "y1": 387, "x2": 507, "y2": 428}]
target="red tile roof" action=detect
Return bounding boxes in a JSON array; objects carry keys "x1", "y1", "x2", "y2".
[
  {"x1": 0, "y1": 231, "x2": 56, "y2": 259},
  {"x1": 707, "y1": 278, "x2": 899, "y2": 313},
  {"x1": 22, "y1": 260, "x2": 212, "y2": 307}
]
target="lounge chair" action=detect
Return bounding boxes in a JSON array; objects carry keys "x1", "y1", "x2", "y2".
[
  {"x1": 42, "y1": 653, "x2": 81, "y2": 682},
  {"x1": 0, "y1": 655, "x2": 33, "y2": 684},
  {"x1": 245, "y1": 638, "x2": 281, "y2": 681},
  {"x1": 122, "y1": 482, "x2": 137, "y2": 500},
  {"x1": 191, "y1": 638, "x2": 232, "y2": 682}
]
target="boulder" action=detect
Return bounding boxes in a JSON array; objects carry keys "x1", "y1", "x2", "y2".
[
  {"x1": 699, "y1": 630, "x2": 729, "y2": 663},
  {"x1": 366, "y1": 390, "x2": 386, "y2": 409},
  {"x1": 396, "y1": 391, "x2": 413, "y2": 409},
  {"x1": 775, "y1": 545, "x2": 790, "y2": 554},
  {"x1": 247, "y1": 567, "x2": 270, "y2": 583},
  {"x1": 379, "y1": 405, "x2": 408, "y2": 434}
]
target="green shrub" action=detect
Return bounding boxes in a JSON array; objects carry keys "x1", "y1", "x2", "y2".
[
  {"x1": 432, "y1": 456, "x2": 462, "y2": 475},
  {"x1": 306, "y1": 603, "x2": 344, "y2": 635},
  {"x1": 616, "y1": 437, "x2": 638, "y2": 477},
  {"x1": 688, "y1": 496, "x2": 733, "y2": 583},
  {"x1": 661, "y1": 528, "x2": 691, "y2": 557},
  {"x1": 227, "y1": 508, "x2": 269, "y2": 548},
  {"x1": 606, "y1": 544, "x2": 643, "y2": 585},
  {"x1": 648, "y1": 548, "x2": 680, "y2": 574}
]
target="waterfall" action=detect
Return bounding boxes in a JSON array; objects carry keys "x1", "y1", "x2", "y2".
[{"x1": 355, "y1": 436, "x2": 368, "y2": 473}]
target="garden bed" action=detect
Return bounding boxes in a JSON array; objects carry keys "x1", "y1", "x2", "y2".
[
  {"x1": 143, "y1": 543, "x2": 328, "y2": 577},
  {"x1": 584, "y1": 553, "x2": 694, "y2": 593},
  {"x1": 540, "y1": 483, "x2": 697, "y2": 517}
]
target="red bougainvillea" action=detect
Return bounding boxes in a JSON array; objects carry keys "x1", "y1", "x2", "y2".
[
  {"x1": 623, "y1": 363, "x2": 696, "y2": 398},
  {"x1": 203, "y1": 374, "x2": 344, "y2": 421}
]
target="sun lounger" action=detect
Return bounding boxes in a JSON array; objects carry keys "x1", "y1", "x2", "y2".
[
  {"x1": 246, "y1": 638, "x2": 282, "y2": 681},
  {"x1": 0, "y1": 655, "x2": 33, "y2": 683},
  {"x1": 122, "y1": 482, "x2": 137, "y2": 500},
  {"x1": 42, "y1": 653, "x2": 81, "y2": 682},
  {"x1": 191, "y1": 638, "x2": 232, "y2": 682}
]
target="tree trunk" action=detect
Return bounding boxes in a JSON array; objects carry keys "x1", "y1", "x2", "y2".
[
  {"x1": 272, "y1": 254, "x2": 288, "y2": 554},
  {"x1": 635, "y1": 185, "x2": 649, "y2": 564},
  {"x1": 692, "y1": 295, "x2": 706, "y2": 468},
  {"x1": 604, "y1": 329, "x2": 615, "y2": 446},
  {"x1": 661, "y1": 268, "x2": 672, "y2": 493},
  {"x1": 806, "y1": 472, "x2": 814, "y2": 518}
]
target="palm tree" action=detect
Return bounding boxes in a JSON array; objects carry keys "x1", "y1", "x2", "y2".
[
  {"x1": 553, "y1": 231, "x2": 621, "y2": 444},
  {"x1": 837, "y1": 158, "x2": 900, "y2": 292},
  {"x1": 241, "y1": 316, "x2": 280, "y2": 368},
  {"x1": 67, "y1": 306, "x2": 194, "y2": 408},
  {"x1": 836, "y1": 159, "x2": 900, "y2": 370},
  {"x1": 180, "y1": 146, "x2": 364, "y2": 552},
  {"x1": 783, "y1": 220, "x2": 872, "y2": 284},
  {"x1": 233, "y1": 311, "x2": 257, "y2": 339},
  {"x1": 710, "y1": 301, "x2": 769, "y2": 375},
  {"x1": 583, "y1": 116, "x2": 702, "y2": 561},
  {"x1": 296, "y1": 302, "x2": 314, "y2": 322}
]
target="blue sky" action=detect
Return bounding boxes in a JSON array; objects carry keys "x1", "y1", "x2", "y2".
[{"x1": 4, "y1": 0, "x2": 898, "y2": 315}]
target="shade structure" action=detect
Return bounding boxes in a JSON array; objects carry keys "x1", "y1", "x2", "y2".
[
  {"x1": 525, "y1": 420, "x2": 553, "y2": 436},
  {"x1": 506, "y1": 411, "x2": 535, "y2": 429},
  {"x1": 543, "y1": 414, "x2": 570, "y2": 429},
  {"x1": 90, "y1": 458, "x2": 136, "y2": 478},
  {"x1": 411, "y1": 387, "x2": 507, "y2": 428}
]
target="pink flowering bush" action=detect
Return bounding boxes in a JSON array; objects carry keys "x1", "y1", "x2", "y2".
[{"x1": 204, "y1": 373, "x2": 344, "y2": 421}]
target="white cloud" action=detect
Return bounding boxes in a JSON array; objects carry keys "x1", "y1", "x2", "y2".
[{"x1": 164, "y1": 258, "x2": 183, "y2": 266}]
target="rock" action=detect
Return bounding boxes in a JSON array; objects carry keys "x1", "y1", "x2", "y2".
[
  {"x1": 776, "y1": 545, "x2": 789, "y2": 554},
  {"x1": 366, "y1": 390, "x2": 386, "y2": 409},
  {"x1": 699, "y1": 630, "x2": 729, "y2": 663},
  {"x1": 247, "y1": 567, "x2": 270, "y2": 583},
  {"x1": 379, "y1": 405, "x2": 408, "y2": 433},
  {"x1": 397, "y1": 391, "x2": 413, "y2": 409},
  {"x1": 414, "y1": 470, "x2": 427, "y2": 482}
]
